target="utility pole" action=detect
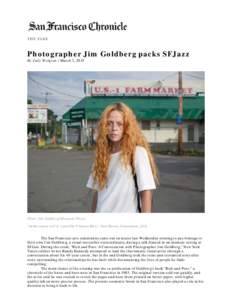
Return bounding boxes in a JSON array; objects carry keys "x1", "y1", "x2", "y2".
[
  {"x1": 44, "y1": 92, "x2": 52, "y2": 139},
  {"x1": 177, "y1": 71, "x2": 184, "y2": 155}
]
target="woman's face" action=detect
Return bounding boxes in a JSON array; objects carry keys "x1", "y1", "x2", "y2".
[{"x1": 107, "y1": 110, "x2": 124, "y2": 143}]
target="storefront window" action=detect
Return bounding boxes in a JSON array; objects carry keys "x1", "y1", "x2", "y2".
[{"x1": 141, "y1": 120, "x2": 151, "y2": 130}]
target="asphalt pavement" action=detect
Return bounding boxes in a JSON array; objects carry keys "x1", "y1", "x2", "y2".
[{"x1": 28, "y1": 148, "x2": 204, "y2": 213}]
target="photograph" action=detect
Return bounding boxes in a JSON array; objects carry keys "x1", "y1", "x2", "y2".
[
  {"x1": 27, "y1": 71, "x2": 205, "y2": 213},
  {"x1": 3, "y1": 1, "x2": 232, "y2": 298}
]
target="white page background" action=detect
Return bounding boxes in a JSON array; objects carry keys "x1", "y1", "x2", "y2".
[{"x1": 1, "y1": 0, "x2": 231, "y2": 299}]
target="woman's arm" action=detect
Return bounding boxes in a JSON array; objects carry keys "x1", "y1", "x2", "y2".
[
  {"x1": 140, "y1": 190, "x2": 153, "y2": 213},
  {"x1": 91, "y1": 191, "x2": 98, "y2": 213}
]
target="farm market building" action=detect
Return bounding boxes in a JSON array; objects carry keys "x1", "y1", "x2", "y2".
[{"x1": 62, "y1": 80, "x2": 204, "y2": 148}]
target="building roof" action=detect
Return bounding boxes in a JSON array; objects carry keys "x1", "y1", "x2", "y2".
[{"x1": 62, "y1": 95, "x2": 204, "y2": 123}]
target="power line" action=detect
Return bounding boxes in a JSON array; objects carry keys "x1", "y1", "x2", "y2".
[
  {"x1": 160, "y1": 72, "x2": 204, "y2": 82},
  {"x1": 28, "y1": 76, "x2": 83, "y2": 99},
  {"x1": 184, "y1": 73, "x2": 204, "y2": 80},
  {"x1": 160, "y1": 72, "x2": 177, "y2": 82}
]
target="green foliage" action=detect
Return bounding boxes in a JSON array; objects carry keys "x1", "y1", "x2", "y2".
[{"x1": 153, "y1": 148, "x2": 204, "y2": 157}]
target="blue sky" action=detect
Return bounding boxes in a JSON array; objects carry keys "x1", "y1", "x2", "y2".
[{"x1": 27, "y1": 71, "x2": 204, "y2": 119}]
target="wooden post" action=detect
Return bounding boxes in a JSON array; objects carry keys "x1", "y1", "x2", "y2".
[{"x1": 177, "y1": 71, "x2": 184, "y2": 155}]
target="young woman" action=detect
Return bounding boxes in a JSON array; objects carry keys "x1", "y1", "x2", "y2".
[{"x1": 86, "y1": 102, "x2": 159, "y2": 213}]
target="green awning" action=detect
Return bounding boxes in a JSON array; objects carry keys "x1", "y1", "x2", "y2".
[{"x1": 62, "y1": 95, "x2": 204, "y2": 123}]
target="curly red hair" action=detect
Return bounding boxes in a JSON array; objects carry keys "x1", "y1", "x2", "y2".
[{"x1": 93, "y1": 102, "x2": 159, "y2": 189}]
